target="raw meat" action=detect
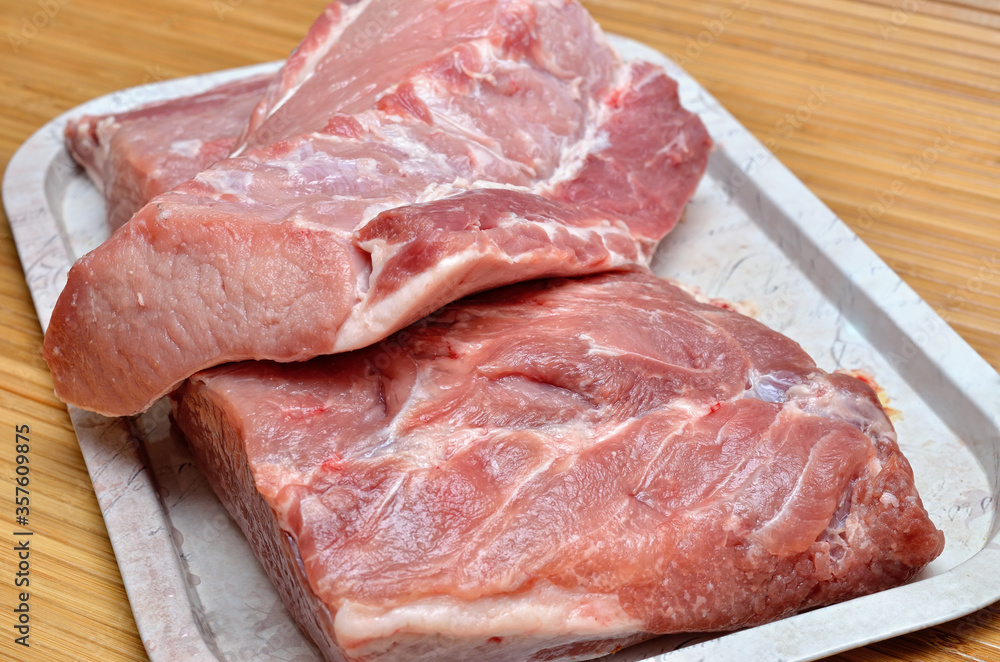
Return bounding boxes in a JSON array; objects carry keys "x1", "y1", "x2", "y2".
[
  {"x1": 173, "y1": 270, "x2": 945, "y2": 662},
  {"x1": 65, "y1": 74, "x2": 271, "y2": 230},
  {"x1": 68, "y1": 0, "x2": 545, "y2": 225},
  {"x1": 235, "y1": 0, "x2": 612, "y2": 153},
  {"x1": 44, "y1": 0, "x2": 712, "y2": 417}
]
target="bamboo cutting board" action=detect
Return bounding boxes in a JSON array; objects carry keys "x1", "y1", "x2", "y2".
[{"x1": 0, "y1": 1, "x2": 998, "y2": 661}]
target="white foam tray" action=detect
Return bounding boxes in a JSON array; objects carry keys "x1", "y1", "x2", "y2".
[{"x1": 4, "y1": 35, "x2": 999, "y2": 662}]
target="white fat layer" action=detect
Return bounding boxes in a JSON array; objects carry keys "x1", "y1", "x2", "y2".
[
  {"x1": 333, "y1": 248, "x2": 477, "y2": 352},
  {"x1": 252, "y1": 137, "x2": 317, "y2": 172},
  {"x1": 527, "y1": 218, "x2": 647, "y2": 268},
  {"x1": 95, "y1": 115, "x2": 120, "y2": 136},
  {"x1": 535, "y1": 60, "x2": 632, "y2": 194},
  {"x1": 785, "y1": 375, "x2": 894, "y2": 456},
  {"x1": 880, "y1": 492, "x2": 900, "y2": 508},
  {"x1": 337, "y1": 219, "x2": 643, "y2": 354},
  {"x1": 413, "y1": 179, "x2": 472, "y2": 203},
  {"x1": 359, "y1": 199, "x2": 405, "y2": 225},
  {"x1": 412, "y1": 179, "x2": 534, "y2": 204},
  {"x1": 193, "y1": 167, "x2": 254, "y2": 197},
  {"x1": 333, "y1": 582, "x2": 641, "y2": 651},
  {"x1": 169, "y1": 139, "x2": 203, "y2": 159},
  {"x1": 467, "y1": 179, "x2": 533, "y2": 193},
  {"x1": 578, "y1": 332, "x2": 626, "y2": 359},
  {"x1": 377, "y1": 426, "x2": 485, "y2": 468},
  {"x1": 541, "y1": 123, "x2": 609, "y2": 190}
]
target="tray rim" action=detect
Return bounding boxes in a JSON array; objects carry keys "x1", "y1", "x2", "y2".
[{"x1": 3, "y1": 34, "x2": 999, "y2": 662}]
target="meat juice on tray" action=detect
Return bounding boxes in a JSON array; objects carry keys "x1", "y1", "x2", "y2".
[{"x1": 46, "y1": 1, "x2": 944, "y2": 661}]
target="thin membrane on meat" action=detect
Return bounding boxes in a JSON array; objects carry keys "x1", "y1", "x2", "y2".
[
  {"x1": 44, "y1": 0, "x2": 712, "y2": 416},
  {"x1": 65, "y1": 74, "x2": 271, "y2": 230},
  {"x1": 173, "y1": 271, "x2": 945, "y2": 662},
  {"x1": 67, "y1": 0, "x2": 557, "y2": 227},
  {"x1": 235, "y1": 0, "x2": 613, "y2": 153}
]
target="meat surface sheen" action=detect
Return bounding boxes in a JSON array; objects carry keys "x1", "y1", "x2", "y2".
[
  {"x1": 236, "y1": 0, "x2": 613, "y2": 153},
  {"x1": 65, "y1": 75, "x2": 271, "y2": 230},
  {"x1": 173, "y1": 271, "x2": 944, "y2": 662},
  {"x1": 44, "y1": 0, "x2": 712, "y2": 416}
]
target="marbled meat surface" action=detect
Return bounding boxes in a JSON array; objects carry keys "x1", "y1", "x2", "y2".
[
  {"x1": 174, "y1": 271, "x2": 944, "y2": 662},
  {"x1": 45, "y1": 0, "x2": 711, "y2": 416}
]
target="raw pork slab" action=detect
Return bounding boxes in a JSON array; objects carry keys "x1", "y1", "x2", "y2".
[
  {"x1": 65, "y1": 74, "x2": 271, "y2": 230},
  {"x1": 173, "y1": 270, "x2": 944, "y2": 662},
  {"x1": 235, "y1": 0, "x2": 605, "y2": 152},
  {"x1": 67, "y1": 0, "x2": 541, "y2": 227},
  {"x1": 44, "y1": 0, "x2": 712, "y2": 417}
]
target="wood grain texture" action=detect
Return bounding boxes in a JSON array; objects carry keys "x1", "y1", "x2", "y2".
[{"x1": 0, "y1": 0, "x2": 996, "y2": 661}]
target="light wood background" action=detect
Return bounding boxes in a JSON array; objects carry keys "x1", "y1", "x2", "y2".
[{"x1": 0, "y1": 0, "x2": 997, "y2": 660}]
